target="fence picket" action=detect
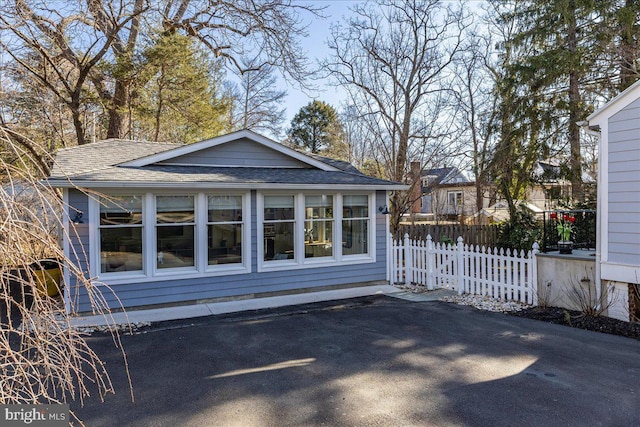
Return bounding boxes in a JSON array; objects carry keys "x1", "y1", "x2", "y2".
[{"x1": 391, "y1": 234, "x2": 538, "y2": 305}]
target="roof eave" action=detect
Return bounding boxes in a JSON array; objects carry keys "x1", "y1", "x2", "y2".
[
  {"x1": 46, "y1": 179, "x2": 409, "y2": 191},
  {"x1": 587, "y1": 79, "x2": 640, "y2": 125}
]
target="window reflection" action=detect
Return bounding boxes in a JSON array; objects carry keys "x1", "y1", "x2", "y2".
[{"x1": 99, "y1": 195, "x2": 143, "y2": 273}]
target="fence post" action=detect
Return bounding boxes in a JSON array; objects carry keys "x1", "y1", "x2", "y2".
[
  {"x1": 456, "y1": 236, "x2": 464, "y2": 295},
  {"x1": 426, "y1": 234, "x2": 434, "y2": 290},
  {"x1": 388, "y1": 233, "x2": 393, "y2": 286},
  {"x1": 404, "y1": 233, "x2": 412, "y2": 285},
  {"x1": 531, "y1": 242, "x2": 539, "y2": 306}
]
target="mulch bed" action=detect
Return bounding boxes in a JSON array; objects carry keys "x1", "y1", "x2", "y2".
[{"x1": 510, "y1": 306, "x2": 640, "y2": 340}]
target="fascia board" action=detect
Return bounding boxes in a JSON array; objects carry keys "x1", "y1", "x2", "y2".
[
  {"x1": 587, "y1": 79, "x2": 640, "y2": 125},
  {"x1": 46, "y1": 179, "x2": 409, "y2": 191}
]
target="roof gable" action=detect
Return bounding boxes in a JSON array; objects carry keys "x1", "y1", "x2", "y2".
[
  {"x1": 119, "y1": 129, "x2": 338, "y2": 171},
  {"x1": 588, "y1": 79, "x2": 640, "y2": 126}
]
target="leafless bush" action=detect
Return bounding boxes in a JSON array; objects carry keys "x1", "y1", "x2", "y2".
[
  {"x1": 0, "y1": 129, "x2": 129, "y2": 423},
  {"x1": 564, "y1": 276, "x2": 618, "y2": 317},
  {"x1": 536, "y1": 281, "x2": 555, "y2": 309}
]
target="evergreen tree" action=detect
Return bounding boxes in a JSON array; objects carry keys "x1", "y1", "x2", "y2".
[
  {"x1": 491, "y1": 0, "x2": 605, "y2": 203},
  {"x1": 133, "y1": 32, "x2": 233, "y2": 143},
  {"x1": 288, "y1": 101, "x2": 344, "y2": 154}
]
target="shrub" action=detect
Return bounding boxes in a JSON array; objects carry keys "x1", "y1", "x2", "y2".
[{"x1": 496, "y1": 206, "x2": 541, "y2": 252}]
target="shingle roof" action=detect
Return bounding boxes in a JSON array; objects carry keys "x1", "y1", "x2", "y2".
[
  {"x1": 50, "y1": 139, "x2": 179, "y2": 178},
  {"x1": 48, "y1": 139, "x2": 405, "y2": 190},
  {"x1": 421, "y1": 167, "x2": 469, "y2": 185}
]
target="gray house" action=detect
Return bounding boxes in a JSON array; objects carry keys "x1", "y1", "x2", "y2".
[
  {"x1": 48, "y1": 130, "x2": 406, "y2": 313},
  {"x1": 587, "y1": 79, "x2": 640, "y2": 321}
]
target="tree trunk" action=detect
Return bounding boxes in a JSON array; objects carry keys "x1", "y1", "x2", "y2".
[
  {"x1": 106, "y1": 80, "x2": 129, "y2": 139},
  {"x1": 567, "y1": 0, "x2": 584, "y2": 202}
]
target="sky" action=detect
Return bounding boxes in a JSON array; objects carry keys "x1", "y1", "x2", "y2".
[{"x1": 278, "y1": 1, "x2": 358, "y2": 125}]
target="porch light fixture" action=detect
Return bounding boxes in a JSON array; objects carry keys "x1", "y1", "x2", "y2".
[
  {"x1": 72, "y1": 211, "x2": 84, "y2": 224},
  {"x1": 378, "y1": 205, "x2": 390, "y2": 215}
]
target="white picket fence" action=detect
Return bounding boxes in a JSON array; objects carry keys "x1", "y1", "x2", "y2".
[{"x1": 390, "y1": 234, "x2": 540, "y2": 305}]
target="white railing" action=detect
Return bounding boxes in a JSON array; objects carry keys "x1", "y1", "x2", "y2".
[{"x1": 390, "y1": 234, "x2": 539, "y2": 305}]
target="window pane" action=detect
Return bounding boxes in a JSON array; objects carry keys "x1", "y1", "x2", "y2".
[
  {"x1": 342, "y1": 219, "x2": 368, "y2": 255},
  {"x1": 305, "y1": 195, "x2": 333, "y2": 219},
  {"x1": 100, "y1": 195, "x2": 142, "y2": 225},
  {"x1": 208, "y1": 223, "x2": 242, "y2": 265},
  {"x1": 157, "y1": 225, "x2": 195, "y2": 268},
  {"x1": 100, "y1": 227, "x2": 143, "y2": 273},
  {"x1": 208, "y1": 195, "x2": 242, "y2": 222},
  {"x1": 264, "y1": 195, "x2": 295, "y2": 220},
  {"x1": 264, "y1": 222, "x2": 294, "y2": 261},
  {"x1": 156, "y1": 196, "x2": 195, "y2": 224},
  {"x1": 305, "y1": 220, "x2": 333, "y2": 258},
  {"x1": 343, "y1": 195, "x2": 368, "y2": 218}
]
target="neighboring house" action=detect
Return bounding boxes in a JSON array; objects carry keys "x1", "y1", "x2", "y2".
[
  {"x1": 47, "y1": 130, "x2": 406, "y2": 313},
  {"x1": 416, "y1": 162, "x2": 582, "y2": 224},
  {"x1": 419, "y1": 167, "x2": 483, "y2": 220},
  {"x1": 587, "y1": 79, "x2": 640, "y2": 322},
  {"x1": 530, "y1": 160, "x2": 572, "y2": 210}
]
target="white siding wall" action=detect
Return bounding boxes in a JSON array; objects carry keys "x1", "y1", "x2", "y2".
[{"x1": 607, "y1": 97, "x2": 640, "y2": 266}]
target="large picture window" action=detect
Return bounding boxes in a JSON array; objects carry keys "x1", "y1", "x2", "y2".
[
  {"x1": 305, "y1": 195, "x2": 334, "y2": 258},
  {"x1": 208, "y1": 195, "x2": 243, "y2": 266},
  {"x1": 342, "y1": 195, "x2": 369, "y2": 256},
  {"x1": 263, "y1": 195, "x2": 295, "y2": 261},
  {"x1": 156, "y1": 195, "x2": 195, "y2": 269},
  {"x1": 99, "y1": 195, "x2": 143, "y2": 273}
]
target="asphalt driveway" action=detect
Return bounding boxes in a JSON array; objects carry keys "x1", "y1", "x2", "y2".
[{"x1": 73, "y1": 296, "x2": 640, "y2": 426}]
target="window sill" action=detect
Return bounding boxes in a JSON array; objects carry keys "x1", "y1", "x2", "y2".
[
  {"x1": 96, "y1": 265, "x2": 251, "y2": 286},
  {"x1": 259, "y1": 257, "x2": 375, "y2": 273}
]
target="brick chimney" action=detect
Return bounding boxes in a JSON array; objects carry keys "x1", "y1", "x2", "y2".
[{"x1": 410, "y1": 161, "x2": 422, "y2": 214}]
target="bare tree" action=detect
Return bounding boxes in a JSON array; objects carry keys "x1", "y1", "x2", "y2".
[
  {"x1": 0, "y1": 0, "x2": 142, "y2": 146},
  {"x1": 232, "y1": 56, "x2": 287, "y2": 137},
  {"x1": 0, "y1": 0, "x2": 321, "y2": 145},
  {"x1": 451, "y1": 23, "x2": 500, "y2": 214},
  {"x1": 0, "y1": 129, "x2": 129, "y2": 421},
  {"x1": 325, "y1": 0, "x2": 467, "y2": 232}
]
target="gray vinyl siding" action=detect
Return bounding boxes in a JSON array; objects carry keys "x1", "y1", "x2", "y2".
[
  {"x1": 70, "y1": 189, "x2": 389, "y2": 312},
  {"x1": 158, "y1": 138, "x2": 310, "y2": 168},
  {"x1": 607, "y1": 97, "x2": 640, "y2": 266},
  {"x1": 67, "y1": 189, "x2": 90, "y2": 309}
]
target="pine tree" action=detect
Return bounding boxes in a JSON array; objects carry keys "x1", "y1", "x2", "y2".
[
  {"x1": 133, "y1": 32, "x2": 233, "y2": 143},
  {"x1": 491, "y1": 0, "x2": 604, "y2": 203},
  {"x1": 288, "y1": 101, "x2": 344, "y2": 154}
]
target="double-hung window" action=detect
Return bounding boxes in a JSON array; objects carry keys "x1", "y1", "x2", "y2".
[
  {"x1": 208, "y1": 195, "x2": 243, "y2": 266},
  {"x1": 342, "y1": 195, "x2": 369, "y2": 256},
  {"x1": 263, "y1": 195, "x2": 296, "y2": 261},
  {"x1": 156, "y1": 195, "x2": 195, "y2": 270},
  {"x1": 305, "y1": 195, "x2": 334, "y2": 259},
  {"x1": 447, "y1": 191, "x2": 463, "y2": 209},
  {"x1": 99, "y1": 195, "x2": 144, "y2": 273}
]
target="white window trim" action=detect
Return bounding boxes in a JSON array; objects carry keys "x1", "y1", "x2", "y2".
[
  {"x1": 90, "y1": 190, "x2": 251, "y2": 285},
  {"x1": 154, "y1": 193, "x2": 198, "y2": 274},
  {"x1": 257, "y1": 191, "x2": 376, "y2": 273}
]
